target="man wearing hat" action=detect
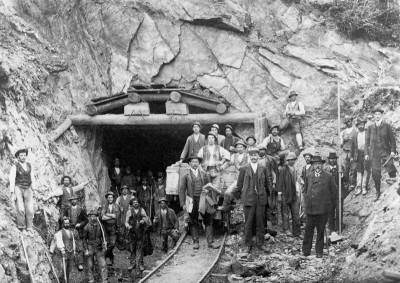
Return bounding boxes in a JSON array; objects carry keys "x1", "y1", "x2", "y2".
[
  {"x1": 137, "y1": 176, "x2": 153, "y2": 218},
  {"x1": 340, "y1": 115, "x2": 357, "y2": 190},
  {"x1": 115, "y1": 185, "x2": 134, "y2": 250},
  {"x1": 108, "y1": 158, "x2": 123, "y2": 196},
  {"x1": 9, "y1": 148, "x2": 36, "y2": 235},
  {"x1": 180, "y1": 155, "x2": 220, "y2": 249},
  {"x1": 178, "y1": 121, "x2": 206, "y2": 164},
  {"x1": 261, "y1": 125, "x2": 288, "y2": 165},
  {"x1": 65, "y1": 195, "x2": 88, "y2": 271},
  {"x1": 121, "y1": 167, "x2": 136, "y2": 192},
  {"x1": 83, "y1": 210, "x2": 108, "y2": 283},
  {"x1": 284, "y1": 90, "x2": 305, "y2": 150},
  {"x1": 197, "y1": 132, "x2": 230, "y2": 181},
  {"x1": 350, "y1": 118, "x2": 371, "y2": 196},
  {"x1": 365, "y1": 107, "x2": 397, "y2": 200},
  {"x1": 276, "y1": 152, "x2": 301, "y2": 237},
  {"x1": 324, "y1": 152, "x2": 346, "y2": 233},
  {"x1": 210, "y1": 124, "x2": 226, "y2": 145},
  {"x1": 153, "y1": 174, "x2": 167, "y2": 213},
  {"x1": 246, "y1": 135, "x2": 257, "y2": 148},
  {"x1": 153, "y1": 197, "x2": 180, "y2": 253},
  {"x1": 302, "y1": 156, "x2": 337, "y2": 258},
  {"x1": 101, "y1": 192, "x2": 120, "y2": 266},
  {"x1": 221, "y1": 125, "x2": 239, "y2": 152}
]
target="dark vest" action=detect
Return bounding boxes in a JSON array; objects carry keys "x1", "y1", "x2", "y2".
[
  {"x1": 15, "y1": 162, "x2": 32, "y2": 189},
  {"x1": 86, "y1": 223, "x2": 102, "y2": 247},
  {"x1": 61, "y1": 229, "x2": 74, "y2": 252},
  {"x1": 266, "y1": 137, "x2": 281, "y2": 154},
  {"x1": 62, "y1": 186, "x2": 74, "y2": 206},
  {"x1": 118, "y1": 195, "x2": 132, "y2": 222},
  {"x1": 190, "y1": 171, "x2": 203, "y2": 197},
  {"x1": 251, "y1": 167, "x2": 259, "y2": 195}
]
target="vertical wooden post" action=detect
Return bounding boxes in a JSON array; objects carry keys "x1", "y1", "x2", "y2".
[
  {"x1": 337, "y1": 81, "x2": 342, "y2": 235},
  {"x1": 254, "y1": 117, "x2": 268, "y2": 144}
]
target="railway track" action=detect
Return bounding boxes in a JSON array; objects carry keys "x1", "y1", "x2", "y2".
[{"x1": 139, "y1": 231, "x2": 227, "y2": 283}]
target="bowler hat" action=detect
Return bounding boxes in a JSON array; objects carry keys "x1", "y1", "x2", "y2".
[
  {"x1": 235, "y1": 140, "x2": 247, "y2": 148},
  {"x1": 344, "y1": 115, "x2": 353, "y2": 124},
  {"x1": 205, "y1": 132, "x2": 218, "y2": 141},
  {"x1": 355, "y1": 118, "x2": 367, "y2": 126},
  {"x1": 211, "y1": 124, "x2": 220, "y2": 130},
  {"x1": 15, "y1": 148, "x2": 28, "y2": 158},
  {"x1": 158, "y1": 197, "x2": 167, "y2": 204},
  {"x1": 69, "y1": 194, "x2": 79, "y2": 201},
  {"x1": 61, "y1": 175, "x2": 72, "y2": 184},
  {"x1": 88, "y1": 210, "x2": 99, "y2": 216},
  {"x1": 191, "y1": 121, "x2": 202, "y2": 129},
  {"x1": 327, "y1": 152, "x2": 338, "y2": 159},
  {"x1": 246, "y1": 135, "x2": 257, "y2": 143},
  {"x1": 286, "y1": 152, "x2": 297, "y2": 160},
  {"x1": 105, "y1": 191, "x2": 115, "y2": 199},
  {"x1": 310, "y1": 156, "x2": 326, "y2": 164},
  {"x1": 270, "y1": 125, "x2": 280, "y2": 131},
  {"x1": 288, "y1": 91, "x2": 298, "y2": 98},
  {"x1": 303, "y1": 152, "x2": 313, "y2": 158},
  {"x1": 187, "y1": 154, "x2": 202, "y2": 163},
  {"x1": 248, "y1": 147, "x2": 260, "y2": 154},
  {"x1": 372, "y1": 107, "x2": 384, "y2": 114}
]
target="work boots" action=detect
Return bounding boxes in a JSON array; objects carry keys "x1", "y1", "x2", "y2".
[
  {"x1": 374, "y1": 180, "x2": 381, "y2": 202},
  {"x1": 205, "y1": 225, "x2": 219, "y2": 249}
]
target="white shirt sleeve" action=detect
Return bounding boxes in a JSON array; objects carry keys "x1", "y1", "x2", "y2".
[
  {"x1": 284, "y1": 103, "x2": 289, "y2": 116},
  {"x1": 261, "y1": 136, "x2": 270, "y2": 147},
  {"x1": 297, "y1": 102, "x2": 305, "y2": 116},
  {"x1": 9, "y1": 165, "x2": 16, "y2": 193},
  {"x1": 197, "y1": 147, "x2": 204, "y2": 158},
  {"x1": 280, "y1": 138, "x2": 286, "y2": 150},
  {"x1": 55, "y1": 231, "x2": 65, "y2": 253}
]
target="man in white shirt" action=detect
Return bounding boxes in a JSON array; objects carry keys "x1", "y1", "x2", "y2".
[
  {"x1": 283, "y1": 91, "x2": 306, "y2": 150},
  {"x1": 54, "y1": 217, "x2": 76, "y2": 282},
  {"x1": 260, "y1": 125, "x2": 288, "y2": 165},
  {"x1": 9, "y1": 148, "x2": 36, "y2": 235},
  {"x1": 210, "y1": 124, "x2": 226, "y2": 146},
  {"x1": 350, "y1": 119, "x2": 371, "y2": 196},
  {"x1": 101, "y1": 192, "x2": 119, "y2": 266}
]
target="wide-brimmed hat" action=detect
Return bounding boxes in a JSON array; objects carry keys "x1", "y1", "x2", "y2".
[
  {"x1": 61, "y1": 175, "x2": 72, "y2": 184},
  {"x1": 88, "y1": 210, "x2": 99, "y2": 216},
  {"x1": 187, "y1": 154, "x2": 202, "y2": 163},
  {"x1": 158, "y1": 197, "x2": 167, "y2": 204},
  {"x1": 246, "y1": 135, "x2": 257, "y2": 143},
  {"x1": 235, "y1": 140, "x2": 247, "y2": 148},
  {"x1": 248, "y1": 147, "x2": 260, "y2": 154},
  {"x1": 121, "y1": 185, "x2": 129, "y2": 191},
  {"x1": 355, "y1": 118, "x2": 367, "y2": 126},
  {"x1": 372, "y1": 107, "x2": 384, "y2": 114},
  {"x1": 288, "y1": 90, "x2": 298, "y2": 98},
  {"x1": 270, "y1": 125, "x2": 280, "y2": 131},
  {"x1": 105, "y1": 191, "x2": 115, "y2": 199},
  {"x1": 69, "y1": 194, "x2": 79, "y2": 201},
  {"x1": 205, "y1": 132, "x2": 218, "y2": 141},
  {"x1": 310, "y1": 156, "x2": 326, "y2": 164},
  {"x1": 344, "y1": 115, "x2": 353, "y2": 124},
  {"x1": 210, "y1": 124, "x2": 220, "y2": 130},
  {"x1": 303, "y1": 152, "x2": 313, "y2": 158},
  {"x1": 286, "y1": 152, "x2": 297, "y2": 160},
  {"x1": 191, "y1": 121, "x2": 202, "y2": 129},
  {"x1": 15, "y1": 149, "x2": 28, "y2": 158},
  {"x1": 327, "y1": 152, "x2": 339, "y2": 159}
]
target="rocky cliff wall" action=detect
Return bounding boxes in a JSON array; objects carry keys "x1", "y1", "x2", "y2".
[{"x1": 0, "y1": 0, "x2": 399, "y2": 281}]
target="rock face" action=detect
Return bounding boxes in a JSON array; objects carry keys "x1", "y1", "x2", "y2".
[{"x1": 0, "y1": 0, "x2": 399, "y2": 281}]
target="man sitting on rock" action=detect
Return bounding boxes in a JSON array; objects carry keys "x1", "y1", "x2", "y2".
[
  {"x1": 260, "y1": 125, "x2": 288, "y2": 166},
  {"x1": 65, "y1": 194, "x2": 88, "y2": 271},
  {"x1": 101, "y1": 191, "x2": 119, "y2": 266},
  {"x1": 283, "y1": 90, "x2": 305, "y2": 151},
  {"x1": 153, "y1": 197, "x2": 180, "y2": 253},
  {"x1": 9, "y1": 148, "x2": 36, "y2": 236}
]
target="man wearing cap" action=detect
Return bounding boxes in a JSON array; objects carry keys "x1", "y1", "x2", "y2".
[
  {"x1": 54, "y1": 217, "x2": 76, "y2": 282},
  {"x1": 210, "y1": 124, "x2": 226, "y2": 146},
  {"x1": 153, "y1": 174, "x2": 167, "y2": 213},
  {"x1": 125, "y1": 197, "x2": 147, "y2": 272},
  {"x1": 9, "y1": 148, "x2": 36, "y2": 235},
  {"x1": 178, "y1": 122, "x2": 206, "y2": 164},
  {"x1": 101, "y1": 191, "x2": 120, "y2": 266},
  {"x1": 180, "y1": 155, "x2": 220, "y2": 249},
  {"x1": 324, "y1": 152, "x2": 346, "y2": 233},
  {"x1": 115, "y1": 185, "x2": 134, "y2": 250},
  {"x1": 153, "y1": 197, "x2": 180, "y2": 253},
  {"x1": 365, "y1": 107, "x2": 397, "y2": 200},
  {"x1": 261, "y1": 125, "x2": 288, "y2": 165},
  {"x1": 350, "y1": 119, "x2": 371, "y2": 196},
  {"x1": 137, "y1": 177, "x2": 153, "y2": 217},
  {"x1": 221, "y1": 125, "x2": 239, "y2": 152},
  {"x1": 83, "y1": 210, "x2": 108, "y2": 283},
  {"x1": 197, "y1": 132, "x2": 230, "y2": 182},
  {"x1": 284, "y1": 91, "x2": 306, "y2": 150},
  {"x1": 44, "y1": 175, "x2": 95, "y2": 225},
  {"x1": 65, "y1": 195, "x2": 88, "y2": 271},
  {"x1": 276, "y1": 152, "x2": 301, "y2": 237},
  {"x1": 302, "y1": 156, "x2": 337, "y2": 258},
  {"x1": 108, "y1": 158, "x2": 123, "y2": 196},
  {"x1": 121, "y1": 167, "x2": 136, "y2": 192},
  {"x1": 340, "y1": 115, "x2": 357, "y2": 190},
  {"x1": 246, "y1": 136, "x2": 257, "y2": 148}
]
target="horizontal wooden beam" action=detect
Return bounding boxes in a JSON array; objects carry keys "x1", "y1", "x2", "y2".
[{"x1": 70, "y1": 113, "x2": 262, "y2": 126}]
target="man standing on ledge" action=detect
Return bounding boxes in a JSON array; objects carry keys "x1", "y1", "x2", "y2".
[
  {"x1": 177, "y1": 122, "x2": 206, "y2": 164},
  {"x1": 340, "y1": 115, "x2": 357, "y2": 191},
  {"x1": 365, "y1": 107, "x2": 397, "y2": 201},
  {"x1": 284, "y1": 91, "x2": 305, "y2": 151},
  {"x1": 302, "y1": 156, "x2": 337, "y2": 258},
  {"x1": 9, "y1": 148, "x2": 36, "y2": 236}
]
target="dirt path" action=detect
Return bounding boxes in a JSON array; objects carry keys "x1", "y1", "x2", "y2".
[{"x1": 146, "y1": 235, "x2": 224, "y2": 283}]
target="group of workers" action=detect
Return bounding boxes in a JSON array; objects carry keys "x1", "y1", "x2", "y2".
[{"x1": 8, "y1": 87, "x2": 397, "y2": 282}]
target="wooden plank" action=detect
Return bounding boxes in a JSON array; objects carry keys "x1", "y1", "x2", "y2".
[
  {"x1": 170, "y1": 91, "x2": 182, "y2": 102},
  {"x1": 254, "y1": 117, "x2": 268, "y2": 144},
  {"x1": 128, "y1": 92, "x2": 141, "y2": 103},
  {"x1": 52, "y1": 118, "x2": 72, "y2": 141},
  {"x1": 124, "y1": 103, "x2": 150, "y2": 116},
  {"x1": 70, "y1": 113, "x2": 262, "y2": 126},
  {"x1": 69, "y1": 125, "x2": 79, "y2": 143},
  {"x1": 165, "y1": 101, "x2": 188, "y2": 115},
  {"x1": 86, "y1": 98, "x2": 130, "y2": 116}
]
